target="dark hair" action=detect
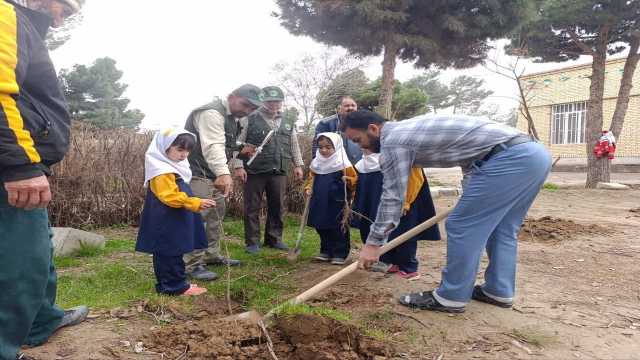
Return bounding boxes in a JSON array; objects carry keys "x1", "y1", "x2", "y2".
[
  {"x1": 170, "y1": 133, "x2": 197, "y2": 151},
  {"x1": 316, "y1": 135, "x2": 335, "y2": 148},
  {"x1": 338, "y1": 95, "x2": 355, "y2": 105},
  {"x1": 341, "y1": 110, "x2": 386, "y2": 131}
]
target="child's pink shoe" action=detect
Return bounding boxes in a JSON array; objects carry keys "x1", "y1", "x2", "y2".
[
  {"x1": 182, "y1": 284, "x2": 207, "y2": 296},
  {"x1": 397, "y1": 271, "x2": 420, "y2": 280},
  {"x1": 386, "y1": 265, "x2": 400, "y2": 273}
]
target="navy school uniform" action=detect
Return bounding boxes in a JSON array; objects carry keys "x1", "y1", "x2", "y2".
[
  {"x1": 307, "y1": 171, "x2": 351, "y2": 259},
  {"x1": 136, "y1": 176, "x2": 207, "y2": 295},
  {"x1": 352, "y1": 170, "x2": 441, "y2": 273}
]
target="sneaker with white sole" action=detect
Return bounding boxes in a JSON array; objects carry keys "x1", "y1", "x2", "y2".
[
  {"x1": 397, "y1": 271, "x2": 421, "y2": 280},
  {"x1": 17, "y1": 353, "x2": 37, "y2": 360},
  {"x1": 330, "y1": 258, "x2": 346, "y2": 265},
  {"x1": 314, "y1": 253, "x2": 330, "y2": 262}
]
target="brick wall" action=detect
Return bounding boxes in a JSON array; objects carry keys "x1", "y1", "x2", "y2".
[{"x1": 516, "y1": 57, "x2": 640, "y2": 158}]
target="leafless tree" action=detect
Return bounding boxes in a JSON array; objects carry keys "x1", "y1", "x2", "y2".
[
  {"x1": 271, "y1": 48, "x2": 367, "y2": 134},
  {"x1": 484, "y1": 54, "x2": 540, "y2": 140}
]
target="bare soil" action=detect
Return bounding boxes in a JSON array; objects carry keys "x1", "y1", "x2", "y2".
[
  {"x1": 519, "y1": 216, "x2": 611, "y2": 243},
  {"x1": 25, "y1": 189, "x2": 640, "y2": 360},
  {"x1": 142, "y1": 313, "x2": 391, "y2": 360}
]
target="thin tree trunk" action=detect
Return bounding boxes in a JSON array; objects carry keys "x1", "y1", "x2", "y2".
[
  {"x1": 609, "y1": 37, "x2": 640, "y2": 140},
  {"x1": 516, "y1": 76, "x2": 540, "y2": 140},
  {"x1": 378, "y1": 41, "x2": 399, "y2": 119},
  {"x1": 585, "y1": 32, "x2": 609, "y2": 188}
]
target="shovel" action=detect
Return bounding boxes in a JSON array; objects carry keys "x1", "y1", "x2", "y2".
[
  {"x1": 286, "y1": 193, "x2": 312, "y2": 262},
  {"x1": 223, "y1": 206, "x2": 454, "y2": 324}
]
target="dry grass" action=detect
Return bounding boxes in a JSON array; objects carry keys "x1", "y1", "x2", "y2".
[
  {"x1": 49, "y1": 124, "x2": 152, "y2": 227},
  {"x1": 49, "y1": 124, "x2": 311, "y2": 227}
]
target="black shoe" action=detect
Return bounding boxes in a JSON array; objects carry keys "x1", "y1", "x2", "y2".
[
  {"x1": 56, "y1": 305, "x2": 89, "y2": 330},
  {"x1": 17, "y1": 353, "x2": 37, "y2": 360},
  {"x1": 187, "y1": 265, "x2": 218, "y2": 281},
  {"x1": 245, "y1": 245, "x2": 261, "y2": 254},
  {"x1": 206, "y1": 257, "x2": 242, "y2": 266},
  {"x1": 265, "y1": 242, "x2": 289, "y2": 251},
  {"x1": 471, "y1": 285, "x2": 513, "y2": 308},
  {"x1": 398, "y1": 291, "x2": 465, "y2": 313}
]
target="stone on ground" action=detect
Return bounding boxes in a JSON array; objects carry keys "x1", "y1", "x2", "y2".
[
  {"x1": 596, "y1": 182, "x2": 630, "y2": 190},
  {"x1": 52, "y1": 227, "x2": 106, "y2": 256}
]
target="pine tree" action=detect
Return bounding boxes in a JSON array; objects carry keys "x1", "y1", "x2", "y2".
[
  {"x1": 275, "y1": 0, "x2": 532, "y2": 118},
  {"x1": 59, "y1": 57, "x2": 145, "y2": 129}
]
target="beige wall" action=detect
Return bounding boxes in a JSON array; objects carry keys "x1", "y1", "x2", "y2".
[{"x1": 517, "y1": 58, "x2": 640, "y2": 158}]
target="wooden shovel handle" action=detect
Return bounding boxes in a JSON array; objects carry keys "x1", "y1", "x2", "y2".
[
  {"x1": 291, "y1": 207, "x2": 454, "y2": 305},
  {"x1": 297, "y1": 193, "x2": 312, "y2": 241}
]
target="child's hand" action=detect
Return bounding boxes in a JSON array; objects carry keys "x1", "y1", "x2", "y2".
[
  {"x1": 199, "y1": 199, "x2": 216, "y2": 210},
  {"x1": 304, "y1": 189, "x2": 312, "y2": 197}
]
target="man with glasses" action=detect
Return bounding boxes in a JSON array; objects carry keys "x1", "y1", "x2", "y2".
[
  {"x1": 1, "y1": 1, "x2": 88, "y2": 359},
  {"x1": 183, "y1": 84, "x2": 263, "y2": 281}
]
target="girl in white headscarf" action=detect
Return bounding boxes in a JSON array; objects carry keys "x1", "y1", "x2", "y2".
[
  {"x1": 304, "y1": 132, "x2": 358, "y2": 265},
  {"x1": 136, "y1": 128, "x2": 215, "y2": 296}
]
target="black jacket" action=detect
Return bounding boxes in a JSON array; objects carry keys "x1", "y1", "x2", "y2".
[{"x1": 0, "y1": 1, "x2": 70, "y2": 182}]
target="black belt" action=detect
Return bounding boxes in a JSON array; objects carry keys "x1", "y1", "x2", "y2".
[{"x1": 483, "y1": 135, "x2": 533, "y2": 161}]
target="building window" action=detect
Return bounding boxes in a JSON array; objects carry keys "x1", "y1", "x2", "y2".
[{"x1": 551, "y1": 102, "x2": 587, "y2": 144}]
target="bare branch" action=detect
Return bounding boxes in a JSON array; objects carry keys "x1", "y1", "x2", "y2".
[{"x1": 567, "y1": 28, "x2": 596, "y2": 56}]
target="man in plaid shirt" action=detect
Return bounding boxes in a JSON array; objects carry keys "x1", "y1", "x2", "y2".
[{"x1": 342, "y1": 110, "x2": 551, "y2": 313}]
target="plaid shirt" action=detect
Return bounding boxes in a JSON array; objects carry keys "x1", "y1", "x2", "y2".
[{"x1": 367, "y1": 115, "x2": 523, "y2": 246}]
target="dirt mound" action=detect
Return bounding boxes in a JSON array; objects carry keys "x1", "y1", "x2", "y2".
[
  {"x1": 519, "y1": 216, "x2": 610, "y2": 243},
  {"x1": 143, "y1": 314, "x2": 393, "y2": 360}
]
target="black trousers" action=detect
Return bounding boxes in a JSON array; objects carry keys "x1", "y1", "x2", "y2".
[
  {"x1": 243, "y1": 173, "x2": 287, "y2": 247},
  {"x1": 153, "y1": 254, "x2": 190, "y2": 295},
  {"x1": 316, "y1": 228, "x2": 350, "y2": 259}
]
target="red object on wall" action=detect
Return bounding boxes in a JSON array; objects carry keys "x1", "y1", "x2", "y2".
[{"x1": 593, "y1": 130, "x2": 616, "y2": 160}]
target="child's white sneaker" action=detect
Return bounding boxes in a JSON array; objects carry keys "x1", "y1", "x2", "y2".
[{"x1": 330, "y1": 257, "x2": 346, "y2": 265}]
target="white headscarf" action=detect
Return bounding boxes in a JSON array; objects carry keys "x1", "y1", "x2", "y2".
[
  {"x1": 310, "y1": 132, "x2": 352, "y2": 174},
  {"x1": 355, "y1": 153, "x2": 381, "y2": 174},
  {"x1": 144, "y1": 127, "x2": 195, "y2": 186}
]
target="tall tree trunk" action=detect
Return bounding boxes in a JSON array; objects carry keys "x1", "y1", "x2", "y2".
[
  {"x1": 609, "y1": 37, "x2": 640, "y2": 140},
  {"x1": 378, "y1": 41, "x2": 399, "y2": 119},
  {"x1": 585, "y1": 32, "x2": 609, "y2": 188}
]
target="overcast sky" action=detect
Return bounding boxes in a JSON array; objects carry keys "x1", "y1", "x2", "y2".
[{"x1": 50, "y1": 0, "x2": 595, "y2": 130}]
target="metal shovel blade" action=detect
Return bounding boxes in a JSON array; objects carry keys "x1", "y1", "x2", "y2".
[
  {"x1": 286, "y1": 195, "x2": 312, "y2": 263},
  {"x1": 286, "y1": 247, "x2": 301, "y2": 262}
]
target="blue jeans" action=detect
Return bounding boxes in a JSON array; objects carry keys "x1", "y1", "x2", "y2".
[
  {"x1": 433, "y1": 142, "x2": 551, "y2": 307},
  {"x1": 0, "y1": 185, "x2": 64, "y2": 360}
]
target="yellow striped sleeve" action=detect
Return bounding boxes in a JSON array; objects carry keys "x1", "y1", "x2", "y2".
[
  {"x1": 403, "y1": 168, "x2": 425, "y2": 211},
  {"x1": 0, "y1": 3, "x2": 40, "y2": 163}
]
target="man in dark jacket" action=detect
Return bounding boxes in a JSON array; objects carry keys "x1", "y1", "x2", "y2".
[
  {"x1": 0, "y1": 1, "x2": 88, "y2": 359},
  {"x1": 312, "y1": 96, "x2": 362, "y2": 164}
]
